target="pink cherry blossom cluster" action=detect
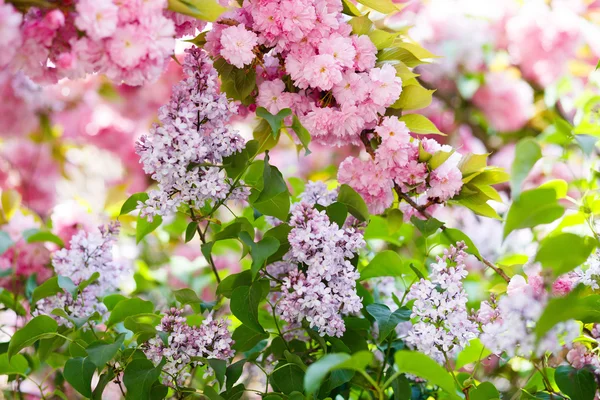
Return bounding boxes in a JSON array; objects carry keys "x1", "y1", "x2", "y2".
[
  {"x1": 34, "y1": 222, "x2": 130, "y2": 327},
  {"x1": 479, "y1": 264, "x2": 579, "y2": 358},
  {"x1": 405, "y1": 242, "x2": 479, "y2": 363},
  {"x1": 144, "y1": 308, "x2": 234, "y2": 386},
  {"x1": 338, "y1": 116, "x2": 464, "y2": 216},
  {"x1": 2, "y1": 0, "x2": 202, "y2": 86},
  {"x1": 205, "y1": 0, "x2": 401, "y2": 147},
  {"x1": 274, "y1": 200, "x2": 365, "y2": 337},
  {"x1": 136, "y1": 47, "x2": 247, "y2": 221}
]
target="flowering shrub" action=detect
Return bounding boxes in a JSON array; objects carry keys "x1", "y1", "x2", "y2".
[{"x1": 1, "y1": 0, "x2": 600, "y2": 399}]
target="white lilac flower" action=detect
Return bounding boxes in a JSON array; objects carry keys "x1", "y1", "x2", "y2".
[
  {"x1": 275, "y1": 202, "x2": 365, "y2": 337},
  {"x1": 405, "y1": 242, "x2": 479, "y2": 364},
  {"x1": 480, "y1": 284, "x2": 579, "y2": 358},
  {"x1": 144, "y1": 308, "x2": 234, "y2": 386},
  {"x1": 34, "y1": 223, "x2": 129, "y2": 327},
  {"x1": 136, "y1": 47, "x2": 247, "y2": 221}
]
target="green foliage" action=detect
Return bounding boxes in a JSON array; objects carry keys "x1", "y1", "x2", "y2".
[
  {"x1": 64, "y1": 357, "x2": 96, "y2": 398},
  {"x1": 359, "y1": 250, "x2": 408, "y2": 280},
  {"x1": 256, "y1": 107, "x2": 292, "y2": 137},
  {"x1": 136, "y1": 215, "x2": 163, "y2": 244},
  {"x1": 107, "y1": 297, "x2": 154, "y2": 326},
  {"x1": 365, "y1": 303, "x2": 410, "y2": 343},
  {"x1": 123, "y1": 357, "x2": 164, "y2": 400},
  {"x1": 238, "y1": 232, "x2": 280, "y2": 279},
  {"x1": 511, "y1": 138, "x2": 542, "y2": 200},
  {"x1": 230, "y1": 280, "x2": 269, "y2": 333},
  {"x1": 394, "y1": 351, "x2": 461, "y2": 400},
  {"x1": 304, "y1": 352, "x2": 373, "y2": 395},
  {"x1": 249, "y1": 152, "x2": 290, "y2": 220},
  {"x1": 536, "y1": 288, "x2": 600, "y2": 339},
  {"x1": 8, "y1": 315, "x2": 58, "y2": 359},
  {"x1": 120, "y1": 192, "x2": 149, "y2": 216},
  {"x1": 503, "y1": 187, "x2": 565, "y2": 238},
  {"x1": 400, "y1": 114, "x2": 444, "y2": 135},
  {"x1": 535, "y1": 233, "x2": 596, "y2": 275},
  {"x1": 337, "y1": 184, "x2": 370, "y2": 221},
  {"x1": 555, "y1": 366, "x2": 597, "y2": 400},
  {"x1": 166, "y1": 0, "x2": 226, "y2": 21},
  {"x1": 86, "y1": 334, "x2": 125, "y2": 368}
]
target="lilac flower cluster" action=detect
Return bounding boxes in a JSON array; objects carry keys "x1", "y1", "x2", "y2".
[
  {"x1": 275, "y1": 201, "x2": 365, "y2": 337},
  {"x1": 34, "y1": 222, "x2": 129, "y2": 327},
  {"x1": 136, "y1": 47, "x2": 248, "y2": 221},
  {"x1": 576, "y1": 249, "x2": 600, "y2": 290},
  {"x1": 405, "y1": 242, "x2": 478, "y2": 363},
  {"x1": 480, "y1": 272, "x2": 579, "y2": 358},
  {"x1": 144, "y1": 308, "x2": 234, "y2": 386}
]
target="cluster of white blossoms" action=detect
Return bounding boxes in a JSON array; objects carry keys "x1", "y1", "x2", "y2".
[
  {"x1": 136, "y1": 47, "x2": 248, "y2": 221},
  {"x1": 34, "y1": 223, "x2": 129, "y2": 327},
  {"x1": 144, "y1": 308, "x2": 234, "y2": 386},
  {"x1": 268, "y1": 182, "x2": 365, "y2": 337},
  {"x1": 480, "y1": 270, "x2": 579, "y2": 358},
  {"x1": 406, "y1": 242, "x2": 479, "y2": 363},
  {"x1": 576, "y1": 249, "x2": 600, "y2": 290}
]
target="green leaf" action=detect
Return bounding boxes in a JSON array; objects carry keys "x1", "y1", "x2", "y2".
[
  {"x1": 555, "y1": 365, "x2": 597, "y2": 400},
  {"x1": 93, "y1": 370, "x2": 116, "y2": 400},
  {"x1": 0, "y1": 231, "x2": 13, "y2": 256},
  {"x1": 230, "y1": 281, "x2": 269, "y2": 333},
  {"x1": 325, "y1": 202, "x2": 348, "y2": 227},
  {"x1": 107, "y1": 298, "x2": 154, "y2": 326},
  {"x1": 120, "y1": 193, "x2": 148, "y2": 216},
  {"x1": 238, "y1": 232, "x2": 280, "y2": 279},
  {"x1": 31, "y1": 277, "x2": 62, "y2": 304},
  {"x1": 23, "y1": 230, "x2": 64, "y2": 247},
  {"x1": 394, "y1": 351, "x2": 461, "y2": 400},
  {"x1": 207, "y1": 359, "x2": 227, "y2": 387},
  {"x1": 184, "y1": 222, "x2": 197, "y2": 243},
  {"x1": 511, "y1": 138, "x2": 542, "y2": 200},
  {"x1": 173, "y1": 288, "x2": 204, "y2": 313},
  {"x1": 455, "y1": 339, "x2": 491, "y2": 370},
  {"x1": 503, "y1": 188, "x2": 565, "y2": 238},
  {"x1": 123, "y1": 358, "x2": 163, "y2": 400},
  {"x1": 400, "y1": 114, "x2": 444, "y2": 135},
  {"x1": 304, "y1": 351, "x2": 373, "y2": 395},
  {"x1": 250, "y1": 152, "x2": 290, "y2": 220},
  {"x1": 360, "y1": 250, "x2": 407, "y2": 281},
  {"x1": 257, "y1": 107, "x2": 292, "y2": 137},
  {"x1": 136, "y1": 215, "x2": 162, "y2": 244},
  {"x1": 86, "y1": 333, "x2": 125, "y2": 368},
  {"x1": 535, "y1": 233, "x2": 596, "y2": 275},
  {"x1": 411, "y1": 216, "x2": 444, "y2": 237},
  {"x1": 167, "y1": 0, "x2": 226, "y2": 21},
  {"x1": 366, "y1": 304, "x2": 411, "y2": 343},
  {"x1": 219, "y1": 65, "x2": 257, "y2": 103},
  {"x1": 271, "y1": 363, "x2": 305, "y2": 394},
  {"x1": 368, "y1": 29, "x2": 399, "y2": 50},
  {"x1": 8, "y1": 315, "x2": 58, "y2": 359},
  {"x1": 226, "y1": 359, "x2": 246, "y2": 390},
  {"x1": 232, "y1": 324, "x2": 269, "y2": 352},
  {"x1": 64, "y1": 357, "x2": 96, "y2": 398},
  {"x1": 291, "y1": 115, "x2": 312, "y2": 155},
  {"x1": 342, "y1": 0, "x2": 362, "y2": 15},
  {"x1": 349, "y1": 14, "x2": 372, "y2": 35},
  {"x1": 458, "y1": 153, "x2": 489, "y2": 177},
  {"x1": 0, "y1": 353, "x2": 28, "y2": 375},
  {"x1": 470, "y1": 382, "x2": 500, "y2": 400},
  {"x1": 392, "y1": 85, "x2": 434, "y2": 110},
  {"x1": 536, "y1": 290, "x2": 600, "y2": 339},
  {"x1": 217, "y1": 270, "x2": 253, "y2": 298},
  {"x1": 57, "y1": 276, "x2": 77, "y2": 297},
  {"x1": 103, "y1": 294, "x2": 126, "y2": 311},
  {"x1": 356, "y1": 0, "x2": 401, "y2": 13},
  {"x1": 337, "y1": 184, "x2": 370, "y2": 221}
]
